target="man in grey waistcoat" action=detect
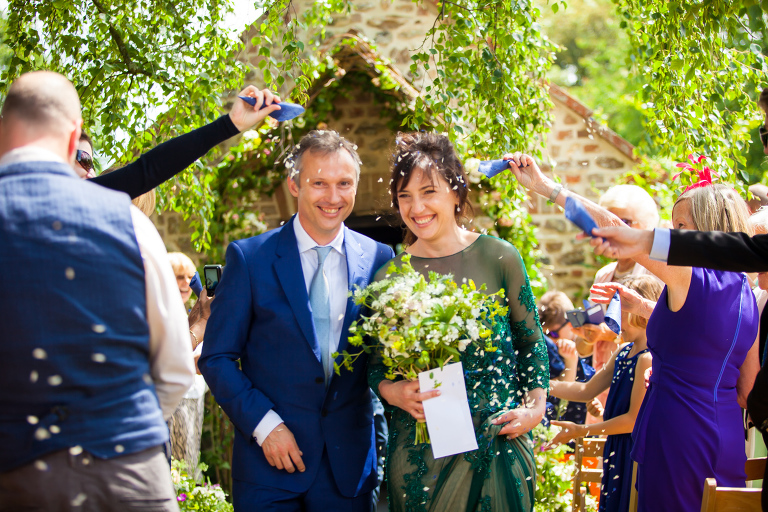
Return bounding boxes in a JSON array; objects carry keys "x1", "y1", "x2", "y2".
[{"x1": 0, "y1": 71, "x2": 194, "y2": 511}]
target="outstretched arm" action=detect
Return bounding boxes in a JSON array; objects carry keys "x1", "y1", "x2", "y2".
[
  {"x1": 504, "y1": 152, "x2": 692, "y2": 308},
  {"x1": 549, "y1": 349, "x2": 615, "y2": 403},
  {"x1": 90, "y1": 86, "x2": 281, "y2": 198},
  {"x1": 546, "y1": 352, "x2": 651, "y2": 448}
]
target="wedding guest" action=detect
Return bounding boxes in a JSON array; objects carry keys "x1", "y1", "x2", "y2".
[
  {"x1": 168, "y1": 252, "x2": 197, "y2": 307},
  {"x1": 587, "y1": 186, "x2": 659, "y2": 355},
  {"x1": 165, "y1": 251, "x2": 209, "y2": 478},
  {"x1": 369, "y1": 132, "x2": 549, "y2": 512},
  {"x1": 505, "y1": 153, "x2": 760, "y2": 512},
  {"x1": 585, "y1": 87, "x2": 768, "y2": 510},
  {"x1": 749, "y1": 207, "x2": 768, "y2": 364},
  {"x1": 100, "y1": 165, "x2": 156, "y2": 216},
  {"x1": 0, "y1": 71, "x2": 193, "y2": 511},
  {"x1": 547, "y1": 275, "x2": 661, "y2": 512}
]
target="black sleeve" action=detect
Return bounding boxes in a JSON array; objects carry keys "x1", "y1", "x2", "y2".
[
  {"x1": 89, "y1": 115, "x2": 240, "y2": 199},
  {"x1": 668, "y1": 230, "x2": 768, "y2": 272}
]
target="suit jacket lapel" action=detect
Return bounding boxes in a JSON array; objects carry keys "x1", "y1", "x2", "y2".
[
  {"x1": 336, "y1": 227, "x2": 368, "y2": 357},
  {"x1": 274, "y1": 217, "x2": 322, "y2": 363}
]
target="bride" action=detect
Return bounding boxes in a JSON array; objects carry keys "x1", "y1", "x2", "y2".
[{"x1": 368, "y1": 132, "x2": 549, "y2": 512}]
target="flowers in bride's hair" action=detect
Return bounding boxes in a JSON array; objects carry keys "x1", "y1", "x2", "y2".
[{"x1": 334, "y1": 254, "x2": 508, "y2": 382}]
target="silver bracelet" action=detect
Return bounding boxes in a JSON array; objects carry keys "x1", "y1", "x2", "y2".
[{"x1": 548, "y1": 183, "x2": 563, "y2": 203}]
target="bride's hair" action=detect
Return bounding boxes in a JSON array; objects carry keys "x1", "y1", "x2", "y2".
[{"x1": 389, "y1": 132, "x2": 473, "y2": 244}]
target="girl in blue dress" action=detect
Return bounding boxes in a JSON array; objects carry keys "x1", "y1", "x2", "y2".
[{"x1": 544, "y1": 275, "x2": 662, "y2": 512}]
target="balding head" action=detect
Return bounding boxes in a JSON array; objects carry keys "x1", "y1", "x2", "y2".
[{"x1": 0, "y1": 71, "x2": 82, "y2": 161}]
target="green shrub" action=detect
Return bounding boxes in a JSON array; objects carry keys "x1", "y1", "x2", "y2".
[{"x1": 172, "y1": 459, "x2": 233, "y2": 511}]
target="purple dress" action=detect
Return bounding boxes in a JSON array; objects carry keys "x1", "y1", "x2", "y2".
[{"x1": 631, "y1": 267, "x2": 758, "y2": 511}]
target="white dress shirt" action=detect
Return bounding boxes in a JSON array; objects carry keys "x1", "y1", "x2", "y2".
[
  {"x1": 132, "y1": 208, "x2": 196, "y2": 419},
  {"x1": 650, "y1": 227, "x2": 671, "y2": 262},
  {"x1": 252, "y1": 214, "x2": 349, "y2": 445},
  {"x1": 0, "y1": 147, "x2": 195, "y2": 420}
]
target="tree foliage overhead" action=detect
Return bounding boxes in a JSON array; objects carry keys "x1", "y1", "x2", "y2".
[
  {"x1": 4, "y1": 0, "x2": 767, "y2": 253},
  {"x1": 250, "y1": 0, "x2": 558, "y2": 290},
  {"x1": 612, "y1": 0, "x2": 768, "y2": 185},
  {"x1": 2, "y1": 0, "x2": 247, "y2": 247}
]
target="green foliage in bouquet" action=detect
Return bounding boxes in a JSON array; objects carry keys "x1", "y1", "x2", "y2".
[
  {"x1": 172, "y1": 459, "x2": 233, "y2": 512},
  {"x1": 335, "y1": 254, "x2": 508, "y2": 382}
]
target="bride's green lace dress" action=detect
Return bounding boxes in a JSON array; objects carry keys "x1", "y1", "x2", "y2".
[{"x1": 369, "y1": 235, "x2": 549, "y2": 512}]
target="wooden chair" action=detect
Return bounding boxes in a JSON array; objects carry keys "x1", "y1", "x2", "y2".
[
  {"x1": 628, "y1": 461, "x2": 638, "y2": 512},
  {"x1": 572, "y1": 437, "x2": 606, "y2": 512},
  {"x1": 700, "y1": 457, "x2": 766, "y2": 512}
]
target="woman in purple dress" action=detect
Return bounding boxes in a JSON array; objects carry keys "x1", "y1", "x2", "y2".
[
  {"x1": 628, "y1": 184, "x2": 760, "y2": 511},
  {"x1": 503, "y1": 154, "x2": 761, "y2": 512}
]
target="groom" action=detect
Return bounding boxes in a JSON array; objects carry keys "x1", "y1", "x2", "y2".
[{"x1": 199, "y1": 130, "x2": 394, "y2": 511}]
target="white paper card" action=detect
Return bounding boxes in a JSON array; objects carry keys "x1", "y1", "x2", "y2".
[{"x1": 418, "y1": 362, "x2": 478, "y2": 459}]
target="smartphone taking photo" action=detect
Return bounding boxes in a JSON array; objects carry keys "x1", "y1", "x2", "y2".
[
  {"x1": 565, "y1": 302, "x2": 605, "y2": 328},
  {"x1": 203, "y1": 265, "x2": 223, "y2": 297}
]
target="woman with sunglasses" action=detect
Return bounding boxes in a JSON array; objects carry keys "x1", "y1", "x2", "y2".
[{"x1": 73, "y1": 86, "x2": 280, "y2": 199}]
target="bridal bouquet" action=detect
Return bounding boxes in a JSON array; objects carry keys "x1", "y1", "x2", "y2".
[{"x1": 334, "y1": 254, "x2": 508, "y2": 444}]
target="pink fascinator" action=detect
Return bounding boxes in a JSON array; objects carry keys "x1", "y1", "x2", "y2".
[{"x1": 673, "y1": 154, "x2": 718, "y2": 193}]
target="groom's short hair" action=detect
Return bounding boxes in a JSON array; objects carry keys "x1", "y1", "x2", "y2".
[{"x1": 285, "y1": 130, "x2": 361, "y2": 183}]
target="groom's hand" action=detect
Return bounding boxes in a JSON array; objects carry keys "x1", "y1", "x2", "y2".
[{"x1": 262, "y1": 423, "x2": 305, "y2": 473}]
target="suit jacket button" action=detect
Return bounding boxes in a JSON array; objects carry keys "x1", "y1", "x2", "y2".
[
  {"x1": 315, "y1": 377, "x2": 323, "y2": 384},
  {"x1": 321, "y1": 409, "x2": 328, "y2": 417}
]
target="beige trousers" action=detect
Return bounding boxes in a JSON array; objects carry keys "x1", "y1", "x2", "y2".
[{"x1": 0, "y1": 445, "x2": 179, "y2": 512}]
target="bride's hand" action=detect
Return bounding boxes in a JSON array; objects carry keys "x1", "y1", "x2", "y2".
[
  {"x1": 492, "y1": 406, "x2": 541, "y2": 440},
  {"x1": 378, "y1": 380, "x2": 440, "y2": 421}
]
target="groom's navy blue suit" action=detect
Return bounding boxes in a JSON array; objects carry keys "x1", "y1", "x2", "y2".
[{"x1": 199, "y1": 215, "x2": 393, "y2": 504}]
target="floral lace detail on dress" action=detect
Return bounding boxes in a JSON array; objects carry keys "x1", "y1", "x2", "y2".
[
  {"x1": 366, "y1": 237, "x2": 546, "y2": 512},
  {"x1": 517, "y1": 278, "x2": 538, "y2": 316}
]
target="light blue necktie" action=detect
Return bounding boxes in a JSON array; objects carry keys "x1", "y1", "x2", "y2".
[{"x1": 310, "y1": 246, "x2": 333, "y2": 385}]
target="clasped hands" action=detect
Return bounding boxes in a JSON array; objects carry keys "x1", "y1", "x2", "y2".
[{"x1": 379, "y1": 379, "x2": 540, "y2": 440}]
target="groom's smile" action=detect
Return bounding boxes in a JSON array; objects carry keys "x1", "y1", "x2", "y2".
[{"x1": 288, "y1": 148, "x2": 358, "y2": 246}]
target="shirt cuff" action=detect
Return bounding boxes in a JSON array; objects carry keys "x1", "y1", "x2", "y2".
[
  {"x1": 649, "y1": 227, "x2": 670, "y2": 262},
  {"x1": 252, "y1": 410, "x2": 284, "y2": 446}
]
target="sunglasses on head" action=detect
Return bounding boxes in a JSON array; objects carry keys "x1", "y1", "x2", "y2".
[
  {"x1": 76, "y1": 150, "x2": 93, "y2": 172},
  {"x1": 760, "y1": 126, "x2": 768, "y2": 148}
]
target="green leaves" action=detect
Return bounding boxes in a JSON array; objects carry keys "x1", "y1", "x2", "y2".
[
  {"x1": 2, "y1": 0, "x2": 247, "y2": 247},
  {"x1": 611, "y1": 0, "x2": 768, "y2": 191}
]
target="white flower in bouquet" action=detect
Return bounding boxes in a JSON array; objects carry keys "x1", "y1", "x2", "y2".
[{"x1": 334, "y1": 254, "x2": 508, "y2": 444}]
